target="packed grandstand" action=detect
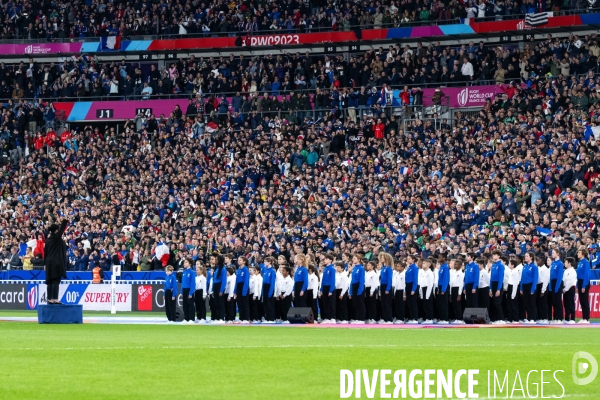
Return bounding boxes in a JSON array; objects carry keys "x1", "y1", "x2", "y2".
[{"x1": 0, "y1": 1, "x2": 598, "y2": 324}]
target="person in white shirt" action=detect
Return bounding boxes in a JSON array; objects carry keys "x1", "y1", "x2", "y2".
[
  {"x1": 194, "y1": 263, "x2": 207, "y2": 323},
  {"x1": 478, "y1": 258, "x2": 491, "y2": 310},
  {"x1": 225, "y1": 267, "x2": 236, "y2": 322},
  {"x1": 506, "y1": 259, "x2": 520, "y2": 322},
  {"x1": 249, "y1": 265, "x2": 263, "y2": 323},
  {"x1": 515, "y1": 256, "x2": 526, "y2": 322},
  {"x1": 536, "y1": 256, "x2": 550, "y2": 324},
  {"x1": 335, "y1": 261, "x2": 349, "y2": 323},
  {"x1": 461, "y1": 57, "x2": 474, "y2": 81},
  {"x1": 307, "y1": 265, "x2": 320, "y2": 321},
  {"x1": 364, "y1": 261, "x2": 379, "y2": 324},
  {"x1": 449, "y1": 259, "x2": 465, "y2": 324},
  {"x1": 420, "y1": 260, "x2": 434, "y2": 324},
  {"x1": 393, "y1": 263, "x2": 406, "y2": 324},
  {"x1": 418, "y1": 262, "x2": 426, "y2": 322},
  {"x1": 562, "y1": 257, "x2": 577, "y2": 324},
  {"x1": 276, "y1": 265, "x2": 294, "y2": 323},
  {"x1": 274, "y1": 263, "x2": 285, "y2": 322}
]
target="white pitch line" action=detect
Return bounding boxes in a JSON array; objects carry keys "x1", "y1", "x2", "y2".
[{"x1": 1, "y1": 342, "x2": 589, "y2": 351}]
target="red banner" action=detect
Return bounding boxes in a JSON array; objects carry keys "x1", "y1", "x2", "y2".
[
  {"x1": 575, "y1": 285, "x2": 600, "y2": 319},
  {"x1": 469, "y1": 15, "x2": 582, "y2": 33},
  {"x1": 148, "y1": 30, "x2": 390, "y2": 51}
]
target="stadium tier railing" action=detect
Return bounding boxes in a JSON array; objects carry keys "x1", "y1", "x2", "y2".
[{"x1": 1, "y1": 9, "x2": 599, "y2": 44}]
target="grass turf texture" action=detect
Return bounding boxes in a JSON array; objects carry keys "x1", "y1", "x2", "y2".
[{"x1": 0, "y1": 324, "x2": 598, "y2": 399}]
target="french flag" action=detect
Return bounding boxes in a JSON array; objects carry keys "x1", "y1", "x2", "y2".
[
  {"x1": 153, "y1": 242, "x2": 170, "y2": 267},
  {"x1": 101, "y1": 35, "x2": 122, "y2": 50},
  {"x1": 399, "y1": 167, "x2": 412, "y2": 175}
]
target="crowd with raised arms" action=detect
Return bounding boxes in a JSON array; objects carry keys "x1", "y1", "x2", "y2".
[
  {"x1": 0, "y1": 0, "x2": 558, "y2": 41},
  {"x1": 167, "y1": 247, "x2": 591, "y2": 325}
]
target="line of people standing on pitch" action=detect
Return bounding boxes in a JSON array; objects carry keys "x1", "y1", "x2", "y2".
[{"x1": 163, "y1": 248, "x2": 592, "y2": 325}]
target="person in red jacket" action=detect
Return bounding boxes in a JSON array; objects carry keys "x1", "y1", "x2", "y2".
[
  {"x1": 34, "y1": 133, "x2": 45, "y2": 150},
  {"x1": 373, "y1": 118, "x2": 385, "y2": 139},
  {"x1": 400, "y1": 86, "x2": 410, "y2": 105},
  {"x1": 60, "y1": 130, "x2": 71, "y2": 144},
  {"x1": 45, "y1": 129, "x2": 57, "y2": 147}
]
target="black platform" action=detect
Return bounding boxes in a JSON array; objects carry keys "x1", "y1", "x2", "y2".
[{"x1": 38, "y1": 304, "x2": 83, "y2": 324}]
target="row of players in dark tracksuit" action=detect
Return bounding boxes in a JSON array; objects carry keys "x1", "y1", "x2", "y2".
[{"x1": 163, "y1": 248, "x2": 593, "y2": 325}]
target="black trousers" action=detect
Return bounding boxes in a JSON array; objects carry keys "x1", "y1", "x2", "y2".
[
  {"x1": 490, "y1": 282, "x2": 504, "y2": 321},
  {"x1": 47, "y1": 277, "x2": 61, "y2": 301},
  {"x1": 165, "y1": 289, "x2": 176, "y2": 321},
  {"x1": 281, "y1": 294, "x2": 292, "y2": 318},
  {"x1": 365, "y1": 290, "x2": 377, "y2": 320},
  {"x1": 335, "y1": 289, "x2": 347, "y2": 321},
  {"x1": 450, "y1": 287, "x2": 462, "y2": 321},
  {"x1": 194, "y1": 289, "x2": 206, "y2": 320},
  {"x1": 380, "y1": 287, "x2": 393, "y2": 322},
  {"x1": 405, "y1": 282, "x2": 418, "y2": 320},
  {"x1": 225, "y1": 296, "x2": 236, "y2": 321},
  {"x1": 321, "y1": 286, "x2": 335, "y2": 320},
  {"x1": 518, "y1": 290, "x2": 526, "y2": 320},
  {"x1": 550, "y1": 280, "x2": 564, "y2": 321},
  {"x1": 236, "y1": 283, "x2": 250, "y2": 321},
  {"x1": 262, "y1": 284, "x2": 274, "y2": 321},
  {"x1": 249, "y1": 295, "x2": 258, "y2": 321},
  {"x1": 465, "y1": 283, "x2": 478, "y2": 308},
  {"x1": 536, "y1": 283, "x2": 548, "y2": 320},
  {"x1": 212, "y1": 282, "x2": 225, "y2": 321},
  {"x1": 478, "y1": 287, "x2": 490, "y2": 309},
  {"x1": 437, "y1": 289, "x2": 449, "y2": 321},
  {"x1": 506, "y1": 285, "x2": 518, "y2": 322},
  {"x1": 293, "y1": 282, "x2": 307, "y2": 307},
  {"x1": 422, "y1": 292, "x2": 433, "y2": 320},
  {"x1": 564, "y1": 287, "x2": 576, "y2": 321},
  {"x1": 522, "y1": 283, "x2": 537, "y2": 321},
  {"x1": 351, "y1": 283, "x2": 366, "y2": 321},
  {"x1": 182, "y1": 288, "x2": 195, "y2": 321},
  {"x1": 578, "y1": 281, "x2": 591, "y2": 320},
  {"x1": 274, "y1": 298, "x2": 282, "y2": 320},
  {"x1": 306, "y1": 290, "x2": 318, "y2": 320},
  {"x1": 209, "y1": 290, "x2": 215, "y2": 318},
  {"x1": 394, "y1": 289, "x2": 405, "y2": 321}
]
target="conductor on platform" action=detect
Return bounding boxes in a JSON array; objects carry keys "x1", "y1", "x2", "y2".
[{"x1": 44, "y1": 219, "x2": 68, "y2": 304}]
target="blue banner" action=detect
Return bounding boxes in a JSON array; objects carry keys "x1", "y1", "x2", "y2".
[{"x1": 0, "y1": 271, "x2": 166, "y2": 281}]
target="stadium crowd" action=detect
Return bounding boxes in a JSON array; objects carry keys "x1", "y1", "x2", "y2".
[
  {"x1": 0, "y1": 28, "x2": 598, "y2": 324},
  {"x1": 0, "y1": 32, "x2": 598, "y2": 103},
  {"x1": 0, "y1": 0, "x2": 565, "y2": 41}
]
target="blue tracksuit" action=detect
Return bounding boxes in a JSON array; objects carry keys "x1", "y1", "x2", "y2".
[
  {"x1": 520, "y1": 263, "x2": 539, "y2": 294},
  {"x1": 294, "y1": 266, "x2": 309, "y2": 292},
  {"x1": 234, "y1": 266, "x2": 250, "y2": 296},
  {"x1": 348, "y1": 264, "x2": 365, "y2": 296},
  {"x1": 549, "y1": 260, "x2": 564, "y2": 293},
  {"x1": 577, "y1": 258, "x2": 591, "y2": 288},
  {"x1": 164, "y1": 274, "x2": 178, "y2": 297},
  {"x1": 181, "y1": 267, "x2": 196, "y2": 292},
  {"x1": 438, "y1": 263, "x2": 450, "y2": 292},
  {"x1": 405, "y1": 263, "x2": 419, "y2": 290},
  {"x1": 213, "y1": 266, "x2": 228, "y2": 294},
  {"x1": 490, "y1": 261, "x2": 505, "y2": 289},
  {"x1": 320, "y1": 264, "x2": 336, "y2": 295},
  {"x1": 464, "y1": 262, "x2": 479, "y2": 290},
  {"x1": 263, "y1": 267, "x2": 276, "y2": 297},
  {"x1": 380, "y1": 265, "x2": 393, "y2": 292},
  {"x1": 206, "y1": 268, "x2": 213, "y2": 291}
]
